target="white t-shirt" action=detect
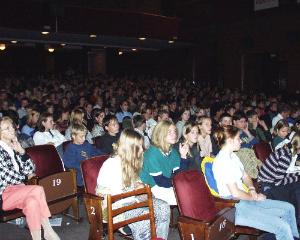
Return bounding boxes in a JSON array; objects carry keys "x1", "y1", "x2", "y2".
[
  {"x1": 33, "y1": 130, "x2": 66, "y2": 147},
  {"x1": 212, "y1": 149, "x2": 245, "y2": 197}
]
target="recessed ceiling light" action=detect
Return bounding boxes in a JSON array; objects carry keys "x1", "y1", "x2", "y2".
[
  {"x1": 132, "y1": 48, "x2": 137, "y2": 51},
  {"x1": 139, "y1": 37, "x2": 146, "y2": 41},
  {"x1": 48, "y1": 48, "x2": 55, "y2": 53},
  {"x1": 11, "y1": 40, "x2": 18, "y2": 44},
  {"x1": 61, "y1": 43, "x2": 66, "y2": 46},
  {"x1": 0, "y1": 44, "x2": 6, "y2": 51},
  {"x1": 41, "y1": 31, "x2": 50, "y2": 35},
  {"x1": 118, "y1": 51, "x2": 123, "y2": 55},
  {"x1": 168, "y1": 40, "x2": 174, "y2": 44},
  {"x1": 89, "y1": 34, "x2": 97, "y2": 38}
]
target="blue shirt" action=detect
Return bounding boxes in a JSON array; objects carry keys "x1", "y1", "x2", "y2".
[{"x1": 62, "y1": 141, "x2": 104, "y2": 186}]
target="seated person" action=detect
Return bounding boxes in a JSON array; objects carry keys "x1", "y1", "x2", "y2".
[
  {"x1": 132, "y1": 114, "x2": 150, "y2": 149},
  {"x1": 33, "y1": 112, "x2": 66, "y2": 156},
  {"x1": 96, "y1": 129, "x2": 170, "y2": 240},
  {"x1": 62, "y1": 123, "x2": 104, "y2": 186},
  {"x1": 65, "y1": 108, "x2": 93, "y2": 144},
  {"x1": 213, "y1": 125, "x2": 299, "y2": 240},
  {"x1": 174, "y1": 122, "x2": 201, "y2": 171},
  {"x1": 233, "y1": 111, "x2": 259, "y2": 148},
  {"x1": 91, "y1": 108, "x2": 105, "y2": 138},
  {"x1": 21, "y1": 109, "x2": 40, "y2": 138},
  {"x1": 95, "y1": 114, "x2": 120, "y2": 154},
  {"x1": 246, "y1": 110, "x2": 272, "y2": 142},
  {"x1": 0, "y1": 117, "x2": 60, "y2": 240},
  {"x1": 219, "y1": 113, "x2": 233, "y2": 127},
  {"x1": 272, "y1": 119, "x2": 290, "y2": 150},
  {"x1": 115, "y1": 100, "x2": 133, "y2": 123},
  {"x1": 259, "y1": 132, "x2": 300, "y2": 224},
  {"x1": 140, "y1": 120, "x2": 190, "y2": 205}
]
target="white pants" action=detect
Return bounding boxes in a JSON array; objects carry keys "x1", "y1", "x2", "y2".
[{"x1": 151, "y1": 185, "x2": 177, "y2": 205}]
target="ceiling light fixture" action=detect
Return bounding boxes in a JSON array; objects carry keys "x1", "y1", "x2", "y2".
[
  {"x1": 89, "y1": 34, "x2": 97, "y2": 38},
  {"x1": 139, "y1": 37, "x2": 146, "y2": 41},
  {"x1": 11, "y1": 40, "x2": 18, "y2": 44},
  {"x1": 118, "y1": 51, "x2": 123, "y2": 55},
  {"x1": 48, "y1": 48, "x2": 55, "y2": 53},
  {"x1": 41, "y1": 31, "x2": 50, "y2": 35},
  {"x1": 168, "y1": 40, "x2": 174, "y2": 44},
  {"x1": 132, "y1": 48, "x2": 137, "y2": 51},
  {"x1": 0, "y1": 44, "x2": 6, "y2": 51},
  {"x1": 61, "y1": 43, "x2": 66, "y2": 46}
]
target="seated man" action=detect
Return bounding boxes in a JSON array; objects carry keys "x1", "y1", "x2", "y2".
[{"x1": 233, "y1": 111, "x2": 259, "y2": 149}]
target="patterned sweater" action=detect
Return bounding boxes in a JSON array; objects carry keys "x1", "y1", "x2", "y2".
[
  {"x1": 0, "y1": 146, "x2": 35, "y2": 195},
  {"x1": 258, "y1": 147, "x2": 299, "y2": 186}
]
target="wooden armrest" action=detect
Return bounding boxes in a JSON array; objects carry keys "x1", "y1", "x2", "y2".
[
  {"x1": 83, "y1": 193, "x2": 104, "y2": 201},
  {"x1": 214, "y1": 197, "x2": 239, "y2": 209}
]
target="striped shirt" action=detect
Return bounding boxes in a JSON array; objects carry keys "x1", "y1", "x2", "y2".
[{"x1": 258, "y1": 147, "x2": 300, "y2": 186}]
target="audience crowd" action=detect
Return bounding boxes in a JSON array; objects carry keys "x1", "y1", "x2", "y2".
[{"x1": 1, "y1": 72, "x2": 300, "y2": 240}]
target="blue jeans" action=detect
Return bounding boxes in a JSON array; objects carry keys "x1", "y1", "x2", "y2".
[{"x1": 235, "y1": 199, "x2": 299, "y2": 240}]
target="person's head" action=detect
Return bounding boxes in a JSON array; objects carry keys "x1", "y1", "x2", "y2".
[
  {"x1": 0, "y1": 117, "x2": 16, "y2": 142},
  {"x1": 20, "y1": 97, "x2": 29, "y2": 108},
  {"x1": 182, "y1": 122, "x2": 199, "y2": 145},
  {"x1": 269, "y1": 101, "x2": 277, "y2": 112},
  {"x1": 233, "y1": 111, "x2": 247, "y2": 130},
  {"x1": 219, "y1": 113, "x2": 232, "y2": 127},
  {"x1": 84, "y1": 102, "x2": 93, "y2": 114},
  {"x1": 169, "y1": 100, "x2": 177, "y2": 111},
  {"x1": 114, "y1": 129, "x2": 144, "y2": 188},
  {"x1": 198, "y1": 117, "x2": 212, "y2": 136},
  {"x1": 293, "y1": 118, "x2": 300, "y2": 132},
  {"x1": 152, "y1": 120, "x2": 177, "y2": 153},
  {"x1": 103, "y1": 114, "x2": 119, "y2": 136},
  {"x1": 92, "y1": 108, "x2": 105, "y2": 125},
  {"x1": 278, "y1": 103, "x2": 291, "y2": 119},
  {"x1": 213, "y1": 125, "x2": 241, "y2": 151},
  {"x1": 141, "y1": 107, "x2": 153, "y2": 120},
  {"x1": 132, "y1": 114, "x2": 146, "y2": 131},
  {"x1": 71, "y1": 123, "x2": 87, "y2": 145},
  {"x1": 290, "y1": 132, "x2": 300, "y2": 156},
  {"x1": 180, "y1": 108, "x2": 190, "y2": 122},
  {"x1": 225, "y1": 105, "x2": 236, "y2": 116},
  {"x1": 26, "y1": 110, "x2": 40, "y2": 127},
  {"x1": 246, "y1": 110, "x2": 259, "y2": 125},
  {"x1": 273, "y1": 119, "x2": 290, "y2": 139},
  {"x1": 70, "y1": 108, "x2": 85, "y2": 125},
  {"x1": 37, "y1": 112, "x2": 54, "y2": 132},
  {"x1": 157, "y1": 110, "x2": 169, "y2": 122},
  {"x1": 120, "y1": 100, "x2": 129, "y2": 112}
]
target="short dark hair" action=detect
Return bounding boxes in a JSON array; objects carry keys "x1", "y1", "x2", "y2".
[
  {"x1": 246, "y1": 110, "x2": 258, "y2": 119},
  {"x1": 132, "y1": 115, "x2": 146, "y2": 128},
  {"x1": 103, "y1": 114, "x2": 118, "y2": 130},
  {"x1": 278, "y1": 103, "x2": 290, "y2": 114},
  {"x1": 233, "y1": 111, "x2": 247, "y2": 121}
]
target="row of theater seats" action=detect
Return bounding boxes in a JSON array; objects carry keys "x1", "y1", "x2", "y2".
[{"x1": 0, "y1": 141, "x2": 272, "y2": 240}]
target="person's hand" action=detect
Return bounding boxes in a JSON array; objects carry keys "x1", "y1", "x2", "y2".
[
  {"x1": 249, "y1": 189, "x2": 258, "y2": 200},
  {"x1": 11, "y1": 137, "x2": 25, "y2": 155},
  {"x1": 255, "y1": 193, "x2": 266, "y2": 201},
  {"x1": 258, "y1": 119, "x2": 268, "y2": 131},
  {"x1": 27, "y1": 173, "x2": 36, "y2": 179},
  {"x1": 179, "y1": 143, "x2": 189, "y2": 159}
]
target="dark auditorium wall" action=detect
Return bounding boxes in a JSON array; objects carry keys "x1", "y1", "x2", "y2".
[{"x1": 216, "y1": 7, "x2": 300, "y2": 93}]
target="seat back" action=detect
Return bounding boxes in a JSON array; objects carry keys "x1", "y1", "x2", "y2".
[
  {"x1": 173, "y1": 170, "x2": 217, "y2": 221},
  {"x1": 81, "y1": 155, "x2": 109, "y2": 195},
  {"x1": 253, "y1": 142, "x2": 272, "y2": 163},
  {"x1": 26, "y1": 144, "x2": 64, "y2": 178},
  {"x1": 107, "y1": 186, "x2": 156, "y2": 240},
  {"x1": 201, "y1": 156, "x2": 220, "y2": 197}
]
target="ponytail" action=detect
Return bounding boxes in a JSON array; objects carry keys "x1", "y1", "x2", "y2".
[{"x1": 213, "y1": 125, "x2": 240, "y2": 147}]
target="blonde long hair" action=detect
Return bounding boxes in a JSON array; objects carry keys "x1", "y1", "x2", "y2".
[
  {"x1": 114, "y1": 129, "x2": 144, "y2": 188},
  {"x1": 152, "y1": 120, "x2": 175, "y2": 153}
]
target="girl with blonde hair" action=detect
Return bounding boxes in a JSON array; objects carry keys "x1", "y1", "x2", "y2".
[
  {"x1": 140, "y1": 120, "x2": 189, "y2": 205},
  {"x1": 96, "y1": 129, "x2": 170, "y2": 240},
  {"x1": 64, "y1": 108, "x2": 93, "y2": 144},
  {"x1": 197, "y1": 116, "x2": 214, "y2": 157}
]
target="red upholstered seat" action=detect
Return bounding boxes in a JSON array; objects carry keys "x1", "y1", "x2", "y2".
[
  {"x1": 173, "y1": 170, "x2": 235, "y2": 240},
  {"x1": 253, "y1": 142, "x2": 272, "y2": 164},
  {"x1": 81, "y1": 155, "x2": 109, "y2": 240},
  {"x1": 81, "y1": 155, "x2": 109, "y2": 195},
  {"x1": 26, "y1": 144, "x2": 64, "y2": 178},
  {"x1": 173, "y1": 170, "x2": 217, "y2": 221}
]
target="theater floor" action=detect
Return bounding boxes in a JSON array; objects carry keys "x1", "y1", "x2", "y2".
[{"x1": 0, "y1": 202, "x2": 261, "y2": 240}]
